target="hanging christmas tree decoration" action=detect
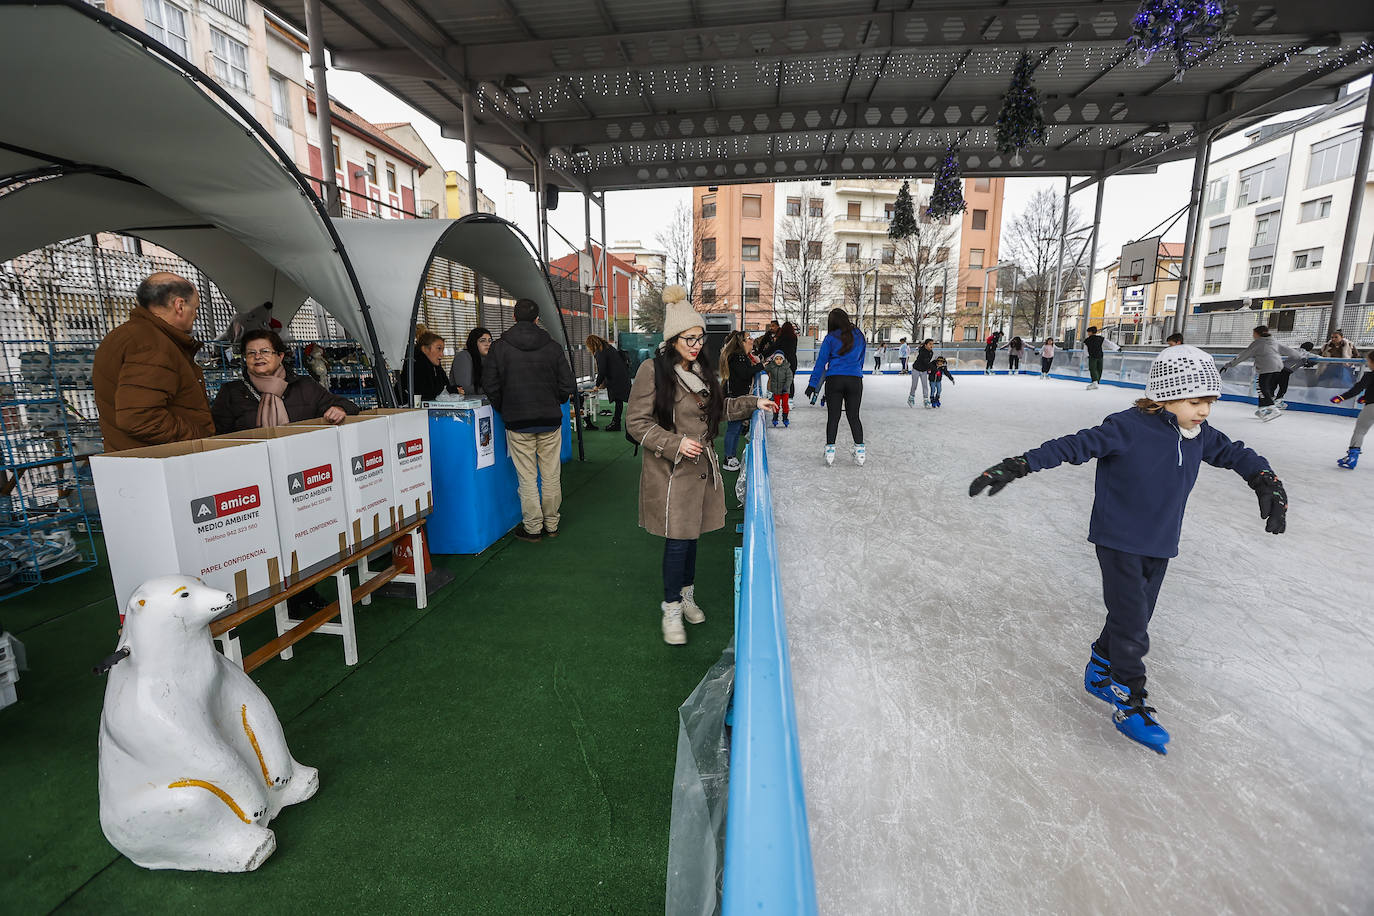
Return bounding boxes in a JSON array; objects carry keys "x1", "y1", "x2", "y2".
[
  {"x1": 888, "y1": 180, "x2": 918, "y2": 241},
  {"x1": 996, "y1": 52, "x2": 1047, "y2": 167},
  {"x1": 1127, "y1": 0, "x2": 1238, "y2": 80},
  {"x1": 926, "y1": 147, "x2": 967, "y2": 223}
]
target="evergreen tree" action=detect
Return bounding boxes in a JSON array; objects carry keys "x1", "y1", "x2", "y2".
[
  {"x1": 636, "y1": 285, "x2": 665, "y2": 333},
  {"x1": 926, "y1": 147, "x2": 967, "y2": 222},
  {"x1": 887, "y1": 180, "x2": 918, "y2": 241},
  {"x1": 996, "y1": 52, "x2": 1047, "y2": 162}
]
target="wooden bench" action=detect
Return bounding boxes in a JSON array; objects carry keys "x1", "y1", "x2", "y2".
[{"x1": 210, "y1": 512, "x2": 430, "y2": 674}]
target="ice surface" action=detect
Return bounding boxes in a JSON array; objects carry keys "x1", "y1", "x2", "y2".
[{"x1": 767, "y1": 374, "x2": 1374, "y2": 915}]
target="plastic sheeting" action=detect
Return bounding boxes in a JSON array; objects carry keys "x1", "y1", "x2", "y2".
[{"x1": 666, "y1": 639, "x2": 734, "y2": 916}]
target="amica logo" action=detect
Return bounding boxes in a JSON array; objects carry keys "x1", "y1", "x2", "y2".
[
  {"x1": 189, "y1": 485, "x2": 260, "y2": 523},
  {"x1": 350, "y1": 449, "x2": 384, "y2": 476},
  {"x1": 288, "y1": 463, "x2": 334, "y2": 493}
]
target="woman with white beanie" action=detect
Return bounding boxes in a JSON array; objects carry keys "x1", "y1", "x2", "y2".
[
  {"x1": 626, "y1": 287, "x2": 778, "y2": 645},
  {"x1": 967, "y1": 344, "x2": 1287, "y2": 755}
]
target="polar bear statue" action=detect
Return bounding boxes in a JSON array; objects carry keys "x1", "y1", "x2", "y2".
[{"x1": 97, "y1": 576, "x2": 319, "y2": 872}]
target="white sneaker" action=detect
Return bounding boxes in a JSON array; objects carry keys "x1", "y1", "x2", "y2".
[
  {"x1": 824, "y1": 445, "x2": 836, "y2": 466},
  {"x1": 1087, "y1": 382, "x2": 1098, "y2": 390},
  {"x1": 854, "y1": 444, "x2": 866, "y2": 467},
  {"x1": 680, "y1": 584, "x2": 705, "y2": 624},
  {"x1": 661, "y1": 601, "x2": 687, "y2": 645},
  {"x1": 722, "y1": 456, "x2": 741, "y2": 471}
]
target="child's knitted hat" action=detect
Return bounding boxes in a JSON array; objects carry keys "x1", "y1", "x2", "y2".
[{"x1": 1145, "y1": 345, "x2": 1221, "y2": 401}]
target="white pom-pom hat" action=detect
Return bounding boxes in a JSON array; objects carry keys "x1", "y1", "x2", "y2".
[
  {"x1": 1145, "y1": 345, "x2": 1222, "y2": 401},
  {"x1": 660, "y1": 285, "x2": 705, "y2": 342}
]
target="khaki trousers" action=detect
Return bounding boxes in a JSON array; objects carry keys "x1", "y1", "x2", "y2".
[{"x1": 506, "y1": 429, "x2": 562, "y2": 534}]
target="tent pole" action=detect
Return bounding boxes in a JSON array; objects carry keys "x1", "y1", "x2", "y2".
[
  {"x1": 584, "y1": 191, "x2": 596, "y2": 338},
  {"x1": 1079, "y1": 177, "x2": 1106, "y2": 348},
  {"x1": 1327, "y1": 87, "x2": 1374, "y2": 339},
  {"x1": 305, "y1": 0, "x2": 340, "y2": 217},
  {"x1": 600, "y1": 194, "x2": 610, "y2": 338},
  {"x1": 1174, "y1": 126, "x2": 1215, "y2": 336},
  {"x1": 1049, "y1": 176, "x2": 1070, "y2": 342},
  {"x1": 462, "y1": 92, "x2": 478, "y2": 216}
]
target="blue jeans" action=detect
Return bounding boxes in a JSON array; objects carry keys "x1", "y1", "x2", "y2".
[
  {"x1": 930, "y1": 379, "x2": 943, "y2": 401},
  {"x1": 663, "y1": 537, "x2": 698, "y2": 603},
  {"x1": 724, "y1": 418, "x2": 745, "y2": 459}
]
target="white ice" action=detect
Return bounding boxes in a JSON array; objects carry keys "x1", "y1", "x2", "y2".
[{"x1": 767, "y1": 373, "x2": 1374, "y2": 915}]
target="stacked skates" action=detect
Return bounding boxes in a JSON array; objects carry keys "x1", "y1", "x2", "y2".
[{"x1": 1083, "y1": 647, "x2": 1170, "y2": 755}]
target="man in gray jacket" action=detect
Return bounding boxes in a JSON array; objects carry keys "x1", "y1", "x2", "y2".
[
  {"x1": 482, "y1": 299, "x2": 576, "y2": 541},
  {"x1": 1220, "y1": 324, "x2": 1305, "y2": 421}
]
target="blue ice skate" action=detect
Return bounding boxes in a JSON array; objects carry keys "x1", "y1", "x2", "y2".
[
  {"x1": 1083, "y1": 649, "x2": 1114, "y2": 703},
  {"x1": 1110, "y1": 680, "x2": 1169, "y2": 755},
  {"x1": 1337, "y1": 447, "x2": 1359, "y2": 469}
]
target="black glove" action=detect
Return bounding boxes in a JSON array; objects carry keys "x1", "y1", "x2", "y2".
[
  {"x1": 969, "y1": 456, "x2": 1030, "y2": 497},
  {"x1": 804, "y1": 386, "x2": 816, "y2": 399},
  {"x1": 1247, "y1": 470, "x2": 1287, "y2": 535}
]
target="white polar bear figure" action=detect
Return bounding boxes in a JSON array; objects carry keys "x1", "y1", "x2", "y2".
[{"x1": 98, "y1": 576, "x2": 319, "y2": 872}]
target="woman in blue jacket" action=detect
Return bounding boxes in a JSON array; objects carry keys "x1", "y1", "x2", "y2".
[
  {"x1": 968, "y1": 345, "x2": 1288, "y2": 755},
  {"x1": 805, "y1": 308, "x2": 867, "y2": 467}
]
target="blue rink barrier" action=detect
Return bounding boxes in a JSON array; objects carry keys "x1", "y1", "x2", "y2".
[{"x1": 722, "y1": 392, "x2": 818, "y2": 916}]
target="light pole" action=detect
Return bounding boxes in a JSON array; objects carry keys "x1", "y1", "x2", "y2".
[
  {"x1": 979, "y1": 262, "x2": 1016, "y2": 342},
  {"x1": 861, "y1": 260, "x2": 880, "y2": 343}
]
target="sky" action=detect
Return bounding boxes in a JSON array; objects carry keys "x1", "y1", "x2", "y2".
[{"x1": 323, "y1": 67, "x2": 1364, "y2": 273}]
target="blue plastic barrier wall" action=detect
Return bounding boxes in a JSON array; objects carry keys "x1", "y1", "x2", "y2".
[{"x1": 722, "y1": 390, "x2": 818, "y2": 916}]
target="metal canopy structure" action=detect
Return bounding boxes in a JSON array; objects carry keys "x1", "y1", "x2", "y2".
[{"x1": 263, "y1": 0, "x2": 1374, "y2": 190}]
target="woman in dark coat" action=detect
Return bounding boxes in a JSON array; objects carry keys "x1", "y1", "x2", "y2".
[
  {"x1": 211, "y1": 330, "x2": 359, "y2": 434},
  {"x1": 448, "y1": 326, "x2": 493, "y2": 397},
  {"x1": 587, "y1": 334, "x2": 632, "y2": 431},
  {"x1": 396, "y1": 329, "x2": 457, "y2": 404},
  {"x1": 772, "y1": 321, "x2": 800, "y2": 395}
]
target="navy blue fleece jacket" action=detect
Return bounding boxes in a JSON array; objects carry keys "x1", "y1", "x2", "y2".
[{"x1": 1022, "y1": 407, "x2": 1271, "y2": 559}]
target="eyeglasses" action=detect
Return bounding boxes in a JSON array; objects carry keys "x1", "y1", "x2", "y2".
[
  {"x1": 679, "y1": 334, "x2": 705, "y2": 346},
  {"x1": 478, "y1": 337, "x2": 492, "y2": 344},
  {"x1": 244, "y1": 349, "x2": 280, "y2": 358}
]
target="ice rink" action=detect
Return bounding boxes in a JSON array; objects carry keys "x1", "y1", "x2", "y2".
[{"x1": 766, "y1": 373, "x2": 1373, "y2": 915}]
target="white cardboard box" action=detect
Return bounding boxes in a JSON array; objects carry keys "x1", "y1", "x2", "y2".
[
  {"x1": 289, "y1": 416, "x2": 395, "y2": 546},
  {"x1": 91, "y1": 439, "x2": 282, "y2": 611},
  {"x1": 213, "y1": 425, "x2": 350, "y2": 578},
  {"x1": 361, "y1": 408, "x2": 433, "y2": 523}
]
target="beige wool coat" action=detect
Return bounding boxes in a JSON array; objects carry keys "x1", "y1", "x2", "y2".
[{"x1": 627, "y1": 361, "x2": 756, "y2": 539}]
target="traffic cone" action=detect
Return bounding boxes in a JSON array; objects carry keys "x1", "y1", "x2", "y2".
[{"x1": 393, "y1": 525, "x2": 433, "y2": 575}]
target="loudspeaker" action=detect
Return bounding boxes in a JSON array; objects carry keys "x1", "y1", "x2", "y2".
[{"x1": 545, "y1": 182, "x2": 559, "y2": 211}]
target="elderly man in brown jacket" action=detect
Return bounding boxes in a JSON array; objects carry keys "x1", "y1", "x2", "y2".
[{"x1": 93, "y1": 272, "x2": 215, "y2": 451}]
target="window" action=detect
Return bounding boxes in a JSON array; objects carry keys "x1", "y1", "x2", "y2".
[
  {"x1": 880, "y1": 247, "x2": 895, "y2": 265},
  {"x1": 1246, "y1": 258, "x2": 1273, "y2": 291},
  {"x1": 701, "y1": 282, "x2": 716, "y2": 304},
  {"x1": 845, "y1": 243, "x2": 860, "y2": 262},
  {"x1": 1292, "y1": 247, "x2": 1323, "y2": 270},
  {"x1": 935, "y1": 247, "x2": 949, "y2": 263},
  {"x1": 785, "y1": 239, "x2": 800, "y2": 259},
  {"x1": 1299, "y1": 196, "x2": 1333, "y2": 222},
  {"x1": 1236, "y1": 160, "x2": 1277, "y2": 207},
  {"x1": 386, "y1": 163, "x2": 397, "y2": 193},
  {"x1": 365, "y1": 153, "x2": 378, "y2": 185},
  {"x1": 879, "y1": 283, "x2": 893, "y2": 305},
  {"x1": 702, "y1": 238, "x2": 716, "y2": 261},
  {"x1": 971, "y1": 209, "x2": 988, "y2": 231},
  {"x1": 1207, "y1": 223, "x2": 1229, "y2": 255},
  {"x1": 963, "y1": 326, "x2": 978, "y2": 341},
  {"x1": 269, "y1": 73, "x2": 291, "y2": 127},
  {"x1": 701, "y1": 196, "x2": 716, "y2": 219},
  {"x1": 969, "y1": 248, "x2": 984, "y2": 269},
  {"x1": 142, "y1": 0, "x2": 188, "y2": 57},
  {"x1": 974, "y1": 177, "x2": 991, "y2": 192},
  {"x1": 1204, "y1": 177, "x2": 1229, "y2": 216},
  {"x1": 210, "y1": 28, "x2": 250, "y2": 93},
  {"x1": 807, "y1": 241, "x2": 822, "y2": 259},
  {"x1": 884, "y1": 202, "x2": 895, "y2": 220},
  {"x1": 331, "y1": 135, "x2": 341, "y2": 170},
  {"x1": 1198, "y1": 266, "x2": 1220, "y2": 295},
  {"x1": 932, "y1": 286, "x2": 944, "y2": 302},
  {"x1": 808, "y1": 198, "x2": 822, "y2": 217},
  {"x1": 967, "y1": 286, "x2": 982, "y2": 303},
  {"x1": 847, "y1": 201, "x2": 861, "y2": 219},
  {"x1": 1253, "y1": 215, "x2": 1271, "y2": 247},
  {"x1": 1236, "y1": 175, "x2": 1254, "y2": 207},
  {"x1": 742, "y1": 195, "x2": 762, "y2": 219},
  {"x1": 786, "y1": 197, "x2": 801, "y2": 216},
  {"x1": 1307, "y1": 132, "x2": 1359, "y2": 188},
  {"x1": 742, "y1": 281, "x2": 760, "y2": 303},
  {"x1": 742, "y1": 238, "x2": 761, "y2": 261}
]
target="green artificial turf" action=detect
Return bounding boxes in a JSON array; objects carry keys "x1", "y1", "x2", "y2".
[{"x1": 0, "y1": 429, "x2": 745, "y2": 915}]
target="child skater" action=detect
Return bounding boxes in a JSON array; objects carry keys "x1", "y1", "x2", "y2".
[
  {"x1": 765, "y1": 351, "x2": 794, "y2": 427},
  {"x1": 908, "y1": 338, "x2": 937, "y2": 407},
  {"x1": 968, "y1": 345, "x2": 1288, "y2": 754},
  {"x1": 1330, "y1": 350, "x2": 1374, "y2": 469},
  {"x1": 805, "y1": 308, "x2": 867, "y2": 467},
  {"x1": 927, "y1": 356, "x2": 956, "y2": 408},
  {"x1": 1007, "y1": 337, "x2": 1024, "y2": 376},
  {"x1": 1038, "y1": 337, "x2": 1056, "y2": 379}
]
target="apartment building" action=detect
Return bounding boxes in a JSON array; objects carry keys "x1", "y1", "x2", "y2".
[
  {"x1": 954, "y1": 177, "x2": 1008, "y2": 342},
  {"x1": 608, "y1": 241, "x2": 668, "y2": 287},
  {"x1": 1090, "y1": 243, "x2": 1183, "y2": 343},
  {"x1": 378, "y1": 124, "x2": 447, "y2": 218},
  {"x1": 304, "y1": 89, "x2": 428, "y2": 218},
  {"x1": 1192, "y1": 88, "x2": 1374, "y2": 314},
  {"x1": 691, "y1": 184, "x2": 776, "y2": 330},
  {"x1": 444, "y1": 171, "x2": 498, "y2": 218}
]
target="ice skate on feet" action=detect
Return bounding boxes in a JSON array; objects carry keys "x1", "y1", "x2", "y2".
[
  {"x1": 1338, "y1": 447, "x2": 1360, "y2": 469},
  {"x1": 1083, "y1": 649, "x2": 1114, "y2": 703},
  {"x1": 1086, "y1": 381, "x2": 1099, "y2": 390},
  {"x1": 782, "y1": 415, "x2": 789, "y2": 428},
  {"x1": 823, "y1": 444, "x2": 836, "y2": 467},
  {"x1": 771, "y1": 415, "x2": 779, "y2": 427},
  {"x1": 1256, "y1": 406, "x2": 1280, "y2": 422},
  {"x1": 1275, "y1": 399, "x2": 1288, "y2": 410},
  {"x1": 923, "y1": 398, "x2": 931, "y2": 408},
  {"x1": 931, "y1": 398, "x2": 941, "y2": 408},
  {"x1": 854, "y1": 444, "x2": 866, "y2": 467},
  {"x1": 1110, "y1": 680, "x2": 1170, "y2": 754},
  {"x1": 679, "y1": 584, "x2": 705, "y2": 624},
  {"x1": 661, "y1": 601, "x2": 687, "y2": 645},
  {"x1": 907, "y1": 395, "x2": 915, "y2": 407}
]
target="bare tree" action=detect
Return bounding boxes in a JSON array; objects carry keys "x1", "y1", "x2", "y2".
[
  {"x1": 1001, "y1": 187, "x2": 1083, "y2": 340},
  {"x1": 890, "y1": 216, "x2": 959, "y2": 340},
  {"x1": 635, "y1": 281, "x2": 665, "y2": 333},
  {"x1": 774, "y1": 185, "x2": 838, "y2": 335},
  {"x1": 658, "y1": 199, "x2": 748, "y2": 316}
]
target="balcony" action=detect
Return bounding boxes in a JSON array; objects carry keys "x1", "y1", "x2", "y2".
[{"x1": 833, "y1": 216, "x2": 893, "y2": 235}]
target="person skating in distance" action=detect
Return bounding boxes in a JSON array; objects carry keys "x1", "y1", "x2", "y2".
[
  {"x1": 1330, "y1": 349, "x2": 1374, "y2": 469},
  {"x1": 967, "y1": 345, "x2": 1287, "y2": 754},
  {"x1": 804, "y1": 308, "x2": 867, "y2": 467}
]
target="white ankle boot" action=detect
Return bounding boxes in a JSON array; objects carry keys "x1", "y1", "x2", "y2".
[
  {"x1": 661, "y1": 601, "x2": 687, "y2": 645},
  {"x1": 680, "y1": 585, "x2": 705, "y2": 624}
]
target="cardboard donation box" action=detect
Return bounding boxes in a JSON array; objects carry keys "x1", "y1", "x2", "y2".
[
  {"x1": 361, "y1": 408, "x2": 433, "y2": 522},
  {"x1": 212, "y1": 426, "x2": 349, "y2": 577},
  {"x1": 289, "y1": 416, "x2": 394, "y2": 546},
  {"x1": 91, "y1": 439, "x2": 281, "y2": 611}
]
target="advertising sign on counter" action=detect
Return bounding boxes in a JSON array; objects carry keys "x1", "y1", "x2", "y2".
[
  {"x1": 290, "y1": 416, "x2": 394, "y2": 546},
  {"x1": 91, "y1": 439, "x2": 282, "y2": 611},
  {"x1": 361, "y1": 408, "x2": 433, "y2": 523},
  {"x1": 475, "y1": 405, "x2": 495, "y2": 470}
]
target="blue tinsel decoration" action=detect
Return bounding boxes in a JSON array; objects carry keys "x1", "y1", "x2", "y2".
[
  {"x1": 925, "y1": 147, "x2": 967, "y2": 223},
  {"x1": 1128, "y1": 0, "x2": 1238, "y2": 79}
]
